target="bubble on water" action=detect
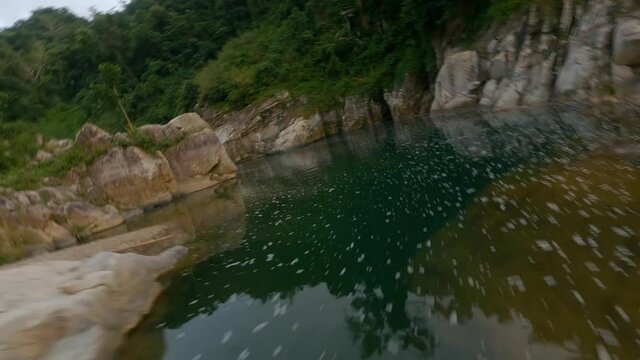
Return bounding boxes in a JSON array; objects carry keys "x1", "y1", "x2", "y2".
[
  {"x1": 237, "y1": 348, "x2": 250, "y2": 360},
  {"x1": 272, "y1": 346, "x2": 282, "y2": 357},
  {"x1": 192, "y1": 355, "x2": 202, "y2": 360},
  {"x1": 614, "y1": 305, "x2": 630, "y2": 323},
  {"x1": 253, "y1": 321, "x2": 268, "y2": 333},
  {"x1": 221, "y1": 330, "x2": 233, "y2": 344},
  {"x1": 292, "y1": 323, "x2": 299, "y2": 331},
  {"x1": 596, "y1": 344, "x2": 612, "y2": 360},
  {"x1": 536, "y1": 240, "x2": 553, "y2": 252}
]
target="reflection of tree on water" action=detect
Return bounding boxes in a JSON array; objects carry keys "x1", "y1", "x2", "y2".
[
  {"x1": 121, "y1": 107, "x2": 637, "y2": 359},
  {"x1": 407, "y1": 151, "x2": 640, "y2": 359}
]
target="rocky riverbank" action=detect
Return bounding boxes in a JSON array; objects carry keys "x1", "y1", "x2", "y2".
[
  {"x1": 0, "y1": 113, "x2": 237, "y2": 263},
  {"x1": 0, "y1": 246, "x2": 188, "y2": 360},
  {"x1": 200, "y1": 0, "x2": 640, "y2": 163}
]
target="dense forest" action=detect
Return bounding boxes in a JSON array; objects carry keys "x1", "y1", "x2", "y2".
[{"x1": 0, "y1": 0, "x2": 543, "y2": 178}]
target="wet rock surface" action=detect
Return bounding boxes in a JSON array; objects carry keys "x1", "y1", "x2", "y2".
[{"x1": 0, "y1": 246, "x2": 187, "y2": 360}]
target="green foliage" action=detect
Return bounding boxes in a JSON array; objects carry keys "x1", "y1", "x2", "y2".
[{"x1": 0, "y1": 0, "x2": 555, "y2": 190}]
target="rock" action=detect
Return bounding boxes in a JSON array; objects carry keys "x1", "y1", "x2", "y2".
[
  {"x1": 165, "y1": 113, "x2": 209, "y2": 135},
  {"x1": 163, "y1": 129, "x2": 222, "y2": 180},
  {"x1": 59, "y1": 202, "x2": 124, "y2": 237},
  {"x1": 611, "y1": 63, "x2": 640, "y2": 105},
  {"x1": 37, "y1": 187, "x2": 77, "y2": 206},
  {"x1": 163, "y1": 128, "x2": 237, "y2": 194},
  {"x1": 613, "y1": 16, "x2": 640, "y2": 66},
  {"x1": 343, "y1": 96, "x2": 384, "y2": 130},
  {"x1": 431, "y1": 51, "x2": 481, "y2": 113},
  {"x1": 43, "y1": 221, "x2": 77, "y2": 249},
  {"x1": 273, "y1": 114, "x2": 326, "y2": 152},
  {"x1": 75, "y1": 123, "x2": 113, "y2": 151},
  {"x1": 384, "y1": 73, "x2": 431, "y2": 121},
  {"x1": 0, "y1": 196, "x2": 16, "y2": 212},
  {"x1": 555, "y1": 0, "x2": 614, "y2": 97},
  {"x1": 79, "y1": 147, "x2": 177, "y2": 209},
  {"x1": 480, "y1": 79, "x2": 499, "y2": 107},
  {"x1": 44, "y1": 139, "x2": 72, "y2": 154},
  {"x1": 0, "y1": 246, "x2": 187, "y2": 360},
  {"x1": 34, "y1": 150, "x2": 53, "y2": 163}
]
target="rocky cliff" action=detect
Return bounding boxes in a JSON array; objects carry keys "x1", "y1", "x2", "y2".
[
  {"x1": 432, "y1": 0, "x2": 640, "y2": 114},
  {"x1": 0, "y1": 114, "x2": 237, "y2": 262},
  {"x1": 203, "y1": 0, "x2": 640, "y2": 162}
]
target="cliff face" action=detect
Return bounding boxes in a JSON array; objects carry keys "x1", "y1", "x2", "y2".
[
  {"x1": 432, "y1": 0, "x2": 640, "y2": 114},
  {"x1": 204, "y1": 0, "x2": 640, "y2": 162}
]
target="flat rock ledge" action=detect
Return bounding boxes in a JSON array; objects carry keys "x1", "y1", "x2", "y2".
[{"x1": 0, "y1": 245, "x2": 187, "y2": 360}]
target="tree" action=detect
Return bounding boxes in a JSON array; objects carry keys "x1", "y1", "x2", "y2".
[{"x1": 98, "y1": 63, "x2": 134, "y2": 133}]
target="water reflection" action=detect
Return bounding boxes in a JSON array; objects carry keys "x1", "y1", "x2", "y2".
[{"x1": 120, "y1": 105, "x2": 639, "y2": 360}]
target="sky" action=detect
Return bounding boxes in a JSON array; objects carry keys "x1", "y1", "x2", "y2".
[{"x1": 1, "y1": 0, "x2": 127, "y2": 28}]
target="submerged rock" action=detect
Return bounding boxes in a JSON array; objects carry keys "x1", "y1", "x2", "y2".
[{"x1": 0, "y1": 246, "x2": 187, "y2": 360}]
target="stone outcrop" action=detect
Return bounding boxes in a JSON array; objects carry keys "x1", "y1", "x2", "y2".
[
  {"x1": 430, "y1": 0, "x2": 640, "y2": 113},
  {"x1": 1, "y1": 113, "x2": 237, "y2": 263},
  {"x1": 205, "y1": 91, "x2": 386, "y2": 162},
  {"x1": 0, "y1": 246, "x2": 187, "y2": 360}
]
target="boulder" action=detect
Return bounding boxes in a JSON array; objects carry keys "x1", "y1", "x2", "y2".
[
  {"x1": 431, "y1": 51, "x2": 481, "y2": 113},
  {"x1": 75, "y1": 123, "x2": 113, "y2": 151},
  {"x1": 165, "y1": 113, "x2": 209, "y2": 135},
  {"x1": 0, "y1": 246, "x2": 187, "y2": 360},
  {"x1": 163, "y1": 128, "x2": 237, "y2": 194},
  {"x1": 163, "y1": 129, "x2": 222, "y2": 180},
  {"x1": 79, "y1": 147, "x2": 177, "y2": 209},
  {"x1": 43, "y1": 221, "x2": 77, "y2": 249},
  {"x1": 613, "y1": 16, "x2": 640, "y2": 66}
]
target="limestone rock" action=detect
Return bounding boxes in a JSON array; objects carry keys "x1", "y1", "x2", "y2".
[
  {"x1": 79, "y1": 147, "x2": 177, "y2": 209},
  {"x1": 613, "y1": 16, "x2": 640, "y2": 66},
  {"x1": 0, "y1": 246, "x2": 187, "y2": 360},
  {"x1": 431, "y1": 51, "x2": 481, "y2": 113},
  {"x1": 75, "y1": 123, "x2": 113, "y2": 150}
]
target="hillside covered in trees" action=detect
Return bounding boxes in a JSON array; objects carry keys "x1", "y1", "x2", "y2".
[{"x1": 0, "y1": 0, "x2": 539, "y2": 131}]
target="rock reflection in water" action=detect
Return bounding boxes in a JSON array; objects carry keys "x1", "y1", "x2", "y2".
[{"x1": 119, "y1": 105, "x2": 639, "y2": 360}]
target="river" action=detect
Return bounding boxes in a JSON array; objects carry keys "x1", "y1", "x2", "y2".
[{"x1": 118, "y1": 104, "x2": 640, "y2": 360}]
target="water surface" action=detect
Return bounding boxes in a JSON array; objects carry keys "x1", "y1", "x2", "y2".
[{"x1": 120, "y1": 106, "x2": 640, "y2": 360}]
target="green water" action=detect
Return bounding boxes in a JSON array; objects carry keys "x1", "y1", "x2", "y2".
[{"x1": 120, "y1": 106, "x2": 640, "y2": 360}]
